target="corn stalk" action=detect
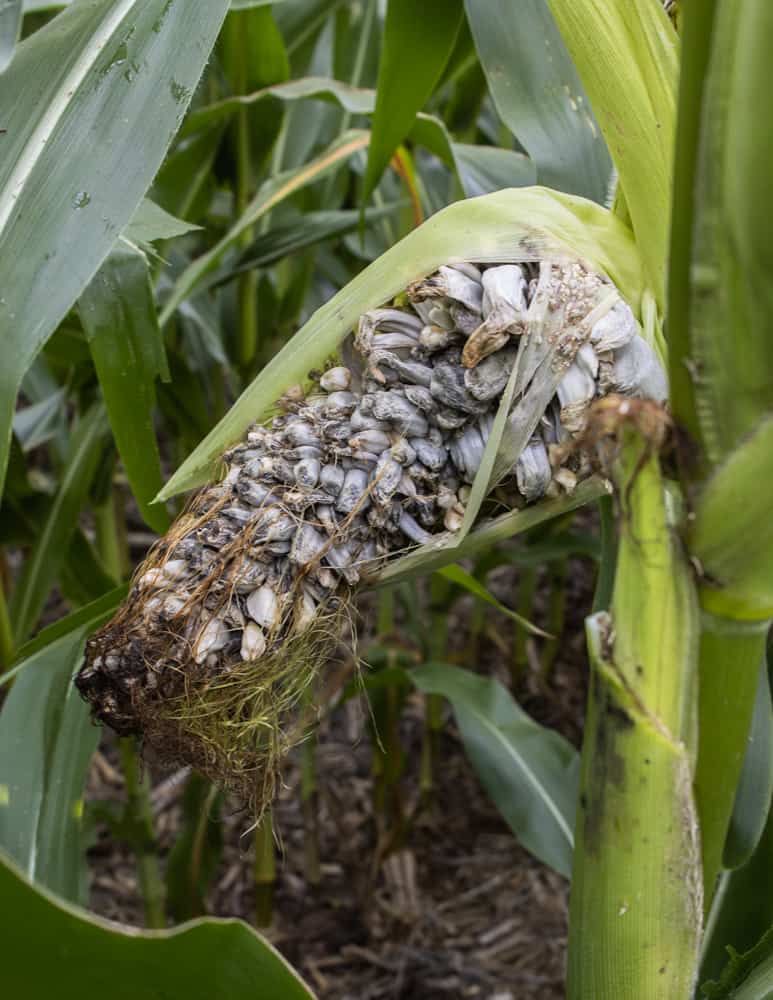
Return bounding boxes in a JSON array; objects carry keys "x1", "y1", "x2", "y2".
[{"x1": 567, "y1": 430, "x2": 702, "y2": 997}]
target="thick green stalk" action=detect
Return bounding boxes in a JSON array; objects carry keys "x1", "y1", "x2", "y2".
[
  {"x1": 0, "y1": 572, "x2": 14, "y2": 671},
  {"x1": 421, "y1": 576, "x2": 449, "y2": 799},
  {"x1": 568, "y1": 434, "x2": 701, "y2": 999},
  {"x1": 118, "y1": 738, "x2": 166, "y2": 929}
]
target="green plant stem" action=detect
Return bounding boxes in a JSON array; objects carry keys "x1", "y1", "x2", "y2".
[
  {"x1": 512, "y1": 566, "x2": 538, "y2": 680},
  {"x1": 568, "y1": 434, "x2": 701, "y2": 999},
  {"x1": 0, "y1": 571, "x2": 14, "y2": 670},
  {"x1": 254, "y1": 809, "x2": 275, "y2": 927},
  {"x1": 421, "y1": 577, "x2": 449, "y2": 800},
  {"x1": 94, "y1": 488, "x2": 129, "y2": 583},
  {"x1": 540, "y1": 556, "x2": 567, "y2": 680},
  {"x1": 118, "y1": 738, "x2": 166, "y2": 929}
]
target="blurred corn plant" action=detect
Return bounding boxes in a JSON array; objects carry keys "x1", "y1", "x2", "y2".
[{"x1": 2, "y1": 0, "x2": 773, "y2": 998}]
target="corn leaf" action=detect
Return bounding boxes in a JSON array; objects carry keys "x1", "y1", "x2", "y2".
[
  {"x1": 465, "y1": 0, "x2": 611, "y2": 202},
  {"x1": 0, "y1": 0, "x2": 229, "y2": 500},
  {"x1": 691, "y1": 416, "x2": 773, "y2": 622},
  {"x1": 412, "y1": 662, "x2": 579, "y2": 877},
  {"x1": 159, "y1": 187, "x2": 642, "y2": 501},
  {"x1": 452, "y1": 143, "x2": 536, "y2": 196},
  {"x1": 124, "y1": 199, "x2": 201, "y2": 247},
  {"x1": 0, "y1": 588, "x2": 126, "y2": 695},
  {"x1": 159, "y1": 129, "x2": 372, "y2": 326},
  {"x1": 212, "y1": 204, "x2": 404, "y2": 288},
  {"x1": 181, "y1": 76, "x2": 536, "y2": 198},
  {"x1": 0, "y1": 847, "x2": 317, "y2": 999},
  {"x1": 546, "y1": 0, "x2": 678, "y2": 302},
  {"x1": 10, "y1": 405, "x2": 108, "y2": 644},
  {"x1": 694, "y1": 615, "x2": 769, "y2": 909},
  {"x1": 702, "y1": 926, "x2": 773, "y2": 1000},
  {"x1": 688, "y1": 1, "x2": 773, "y2": 466},
  {"x1": 0, "y1": 628, "x2": 98, "y2": 903},
  {"x1": 724, "y1": 658, "x2": 773, "y2": 870},
  {"x1": 362, "y1": 0, "x2": 464, "y2": 201},
  {"x1": 436, "y1": 564, "x2": 549, "y2": 638},
  {"x1": 79, "y1": 245, "x2": 170, "y2": 534},
  {"x1": 700, "y1": 801, "x2": 773, "y2": 990},
  {"x1": 0, "y1": 0, "x2": 22, "y2": 72},
  {"x1": 666, "y1": 2, "x2": 719, "y2": 453}
]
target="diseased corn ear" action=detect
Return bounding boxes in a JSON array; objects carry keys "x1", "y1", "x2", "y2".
[{"x1": 80, "y1": 250, "x2": 664, "y2": 808}]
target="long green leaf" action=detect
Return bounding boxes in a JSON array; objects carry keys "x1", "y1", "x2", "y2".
[
  {"x1": 666, "y1": 1, "x2": 719, "y2": 455},
  {"x1": 158, "y1": 188, "x2": 642, "y2": 500},
  {"x1": 688, "y1": 1, "x2": 773, "y2": 466},
  {"x1": 724, "y1": 658, "x2": 773, "y2": 870},
  {"x1": 465, "y1": 0, "x2": 611, "y2": 202},
  {"x1": 213, "y1": 204, "x2": 403, "y2": 287},
  {"x1": 0, "y1": 847, "x2": 317, "y2": 999},
  {"x1": 436, "y1": 564, "x2": 548, "y2": 638},
  {"x1": 182, "y1": 76, "x2": 535, "y2": 197},
  {"x1": 10, "y1": 405, "x2": 108, "y2": 643},
  {"x1": 79, "y1": 244, "x2": 170, "y2": 534},
  {"x1": 412, "y1": 662, "x2": 579, "y2": 877},
  {"x1": 362, "y1": 0, "x2": 464, "y2": 200},
  {"x1": 0, "y1": 628, "x2": 97, "y2": 902},
  {"x1": 0, "y1": 0, "x2": 229, "y2": 499},
  {"x1": 4, "y1": 584, "x2": 127, "y2": 685}
]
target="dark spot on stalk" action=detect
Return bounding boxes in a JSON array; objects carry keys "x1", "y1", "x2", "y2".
[
  {"x1": 581, "y1": 670, "x2": 635, "y2": 856},
  {"x1": 579, "y1": 793, "x2": 588, "y2": 810},
  {"x1": 659, "y1": 966, "x2": 667, "y2": 975}
]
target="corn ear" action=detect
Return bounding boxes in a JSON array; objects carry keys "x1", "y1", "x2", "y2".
[{"x1": 568, "y1": 431, "x2": 702, "y2": 999}]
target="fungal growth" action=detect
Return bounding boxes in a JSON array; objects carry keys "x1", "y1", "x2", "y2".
[{"x1": 76, "y1": 258, "x2": 666, "y2": 807}]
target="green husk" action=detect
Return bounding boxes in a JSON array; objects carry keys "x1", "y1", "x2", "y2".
[{"x1": 568, "y1": 430, "x2": 702, "y2": 999}]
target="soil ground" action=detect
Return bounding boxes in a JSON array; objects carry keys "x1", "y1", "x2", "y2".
[{"x1": 85, "y1": 554, "x2": 594, "y2": 1000}]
